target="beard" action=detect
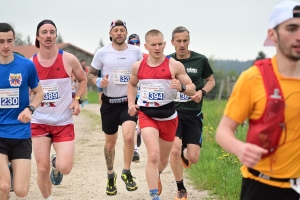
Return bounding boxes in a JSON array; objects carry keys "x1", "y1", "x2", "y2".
[
  {"x1": 278, "y1": 36, "x2": 300, "y2": 62},
  {"x1": 113, "y1": 38, "x2": 125, "y2": 45}
]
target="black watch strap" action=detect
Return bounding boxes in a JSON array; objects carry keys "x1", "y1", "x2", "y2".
[
  {"x1": 27, "y1": 105, "x2": 35, "y2": 114},
  {"x1": 201, "y1": 89, "x2": 207, "y2": 96}
]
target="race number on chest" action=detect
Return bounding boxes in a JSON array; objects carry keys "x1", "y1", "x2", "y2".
[
  {"x1": 113, "y1": 68, "x2": 131, "y2": 84},
  {"x1": 141, "y1": 84, "x2": 164, "y2": 102},
  {"x1": 42, "y1": 84, "x2": 59, "y2": 103},
  {"x1": 0, "y1": 88, "x2": 19, "y2": 108}
]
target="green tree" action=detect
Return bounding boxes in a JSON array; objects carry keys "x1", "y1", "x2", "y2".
[{"x1": 255, "y1": 51, "x2": 267, "y2": 61}]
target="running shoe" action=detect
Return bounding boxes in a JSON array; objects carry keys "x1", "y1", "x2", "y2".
[
  {"x1": 50, "y1": 154, "x2": 63, "y2": 185},
  {"x1": 121, "y1": 172, "x2": 138, "y2": 191},
  {"x1": 8, "y1": 163, "x2": 13, "y2": 192},
  {"x1": 132, "y1": 151, "x2": 140, "y2": 163},
  {"x1": 106, "y1": 173, "x2": 117, "y2": 195},
  {"x1": 174, "y1": 189, "x2": 188, "y2": 200}
]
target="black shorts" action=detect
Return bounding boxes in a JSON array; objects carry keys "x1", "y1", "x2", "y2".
[
  {"x1": 100, "y1": 97, "x2": 137, "y2": 135},
  {"x1": 0, "y1": 137, "x2": 32, "y2": 161},
  {"x1": 176, "y1": 110, "x2": 203, "y2": 147},
  {"x1": 241, "y1": 178, "x2": 300, "y2": 200}
]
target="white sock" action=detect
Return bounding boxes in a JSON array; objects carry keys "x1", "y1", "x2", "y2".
[
  {"x1": 45, "y1": 195, "x2": 52, "y2": 200},
  {"x1": 134, "y1": 145, "x2": 138, "y2": 151}
]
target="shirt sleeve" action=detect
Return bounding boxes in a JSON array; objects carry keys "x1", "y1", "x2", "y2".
[
  {"x1": 202, "y1": 57, "x2": 214, "y2": 79},
  {"x1": 91, "y1": 49, "x2": 103, "y2": 70}
]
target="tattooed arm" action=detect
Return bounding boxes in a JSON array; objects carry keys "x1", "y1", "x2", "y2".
[{"x1": 87, "y1": 66, "x2": 99, "y2": 85}]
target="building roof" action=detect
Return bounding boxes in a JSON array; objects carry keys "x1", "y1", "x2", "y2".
[{"x1": 13, "y1": 43, "x2": 93, "y2": 58}]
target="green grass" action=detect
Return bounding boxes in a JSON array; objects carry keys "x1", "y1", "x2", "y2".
[
  {"x1": 187, "y1": 100, "x2": 247, "y2": 200},
  {"x1": 87, "y1": 90, "x2": 100, "y2": 104}
]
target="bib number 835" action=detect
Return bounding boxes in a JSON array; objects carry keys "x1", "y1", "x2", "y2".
[
  {"x1": 1, "y1": 97, "x2": 19, "y2": 106},
  {"x1": 149, "y1": 92, "x2": 164, "y2": 100}
]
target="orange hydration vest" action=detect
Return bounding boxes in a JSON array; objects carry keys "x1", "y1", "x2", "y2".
[{"x1": 246, "y1": 59, "x2": 285, "y2": 158}]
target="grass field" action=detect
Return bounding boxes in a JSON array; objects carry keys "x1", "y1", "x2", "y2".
[
  {"x1": 187, "y1": 100, "x2": 247, "y2": 200},
  {"x1": 86, "y1": 91, "x2": 247, "y2": 199}
]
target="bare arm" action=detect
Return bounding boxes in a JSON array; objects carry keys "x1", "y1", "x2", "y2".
[
  {"x1": 18, "y1": 83, "x2": 44, "y2": 123},
  {"x1": 128, "y1": 61, "x2": 140, "y2": 116},
  {"x1": 87, "y1": 66, "x2": 100, "y2": 85},
  {"x1": 202, "y1": 74, "x2": 215, "y2": 93},
  {"x1": 216, "y1": 115, "x2": 268, "y2": 167},
  {"x1": 172, "y1": 60, "x2": 196, "y2": 96}
]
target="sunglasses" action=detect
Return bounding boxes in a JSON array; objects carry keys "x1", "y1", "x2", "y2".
[{"x1": 129, "y1": 39, "x2": 140, "y2": 45}]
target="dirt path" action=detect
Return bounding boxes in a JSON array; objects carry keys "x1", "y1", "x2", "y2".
[{"x1": 10, "y1": 104, "x2": 209, "y2": 200}]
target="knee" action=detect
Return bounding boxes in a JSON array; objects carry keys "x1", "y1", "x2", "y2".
[
  {"x1": 159, "y1": 157, "x2": 169, "y2": 167},
  {"x1": 0, "y1": 182, "x2": 10, "y2": 195},
  {"x1": 37, "y1": 164, "x2": 50, "y2": 178},
  {"x1": 123, "y1": 134, "x2": 134, "y2": 145},
  {"x1": 171, "y1": 147, "x2": 181, "y2": 159},
  {"x1": 148, "y1": 151, "x2": 160, "y2": 164},
  {"x1": 188, "y1": 152, "x2": 200, "y2": 164},
  {"x1": 105, "y1": 141, "x2": 116, "y2": 150},
  {"x1": 14, "y1": 186, "x2": 29, "y2": 198},
  {"x1": 57, "y1": 166, "x2": 72, "y2": 175}
]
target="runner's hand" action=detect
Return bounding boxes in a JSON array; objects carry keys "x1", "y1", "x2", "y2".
[
  {"x1": 70, "y1": 100, "x2": 80, "y2": 116},
  {"x1": 18, "y1": 108, "x2": 32, "y2": 123},
  {"x1": 190, "y1": 90, "x2": 203, "y2": 103},
  {"x1": 170, "y1": 76, "x2": 181, "y2": 91},
  {"x1": 237, "y1": 143, "x2": 268, "y2": 168},
  {"x1": 128, "y1": 105, "x2": 139, "y2": 117},
  {"x1": 101, "y1": 74, "x2": 109, "y2": 88}
]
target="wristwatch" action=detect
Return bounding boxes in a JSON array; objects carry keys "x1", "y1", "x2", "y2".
[
  {"x1": 179, "y1": 84, "x2": 186, "y2": 92},
  {"x1": 201, "y1": 89, "x2": 207, "y2": 97},
  {"x1": 75, "y1": 96, "x2": 83, "y2": 104},
  {"x1": 27, "y1": 105, "x2": 35, "y2": 114}
]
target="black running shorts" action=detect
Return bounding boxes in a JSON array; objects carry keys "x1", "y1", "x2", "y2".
[
  {"x1": 100, "y1": 101, "x2": 137, "y2": 135},
  {"x1": 0, "y1": 137, "x2": 32, "y2": 161},
  {"x1": 176, "y1": 110, "x2": 203, "y2": 147},
  {"x1": 241, "y1": 178, "x2": 300, "y2": 200}
]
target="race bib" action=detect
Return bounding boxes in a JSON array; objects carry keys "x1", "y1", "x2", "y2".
[
  {"x1": 113, "y1": 68, "x2": 131, "y2": 84},
  {"x1": 174, "y1": 92, "x2": 191, "y2": 102},
  {"x1": 290, "y1": 178, "x2": 300, "y2": 194},
  {"x1": 42, "y1": 84, "x2": 59, "y2": 103},
  {"x1": 141, "y1": 84, "x2": 164, "y2": 102},
  {"x1": 0, "y1": 88, "x2": 19, "y2": 108}
]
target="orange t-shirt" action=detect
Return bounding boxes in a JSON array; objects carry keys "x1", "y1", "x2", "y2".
[{"x1": 224, "y1": 56, "x2": 300, "y2": 188}]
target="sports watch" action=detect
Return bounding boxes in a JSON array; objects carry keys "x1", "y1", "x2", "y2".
[
  {"x1": 179, "y1": 84, "x2": 186, "y2": 92},
  {"x1": 201, "y1": 89, "x2": 207, "y2": 97},
  {"x1": 75, "y1": 96, "x2": 83, "y2": 104},
  {"x1": 27, "y1": 105, "x2": 35, "y2": 114}
]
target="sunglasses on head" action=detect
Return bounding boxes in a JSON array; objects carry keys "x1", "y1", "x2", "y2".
[{"x1": 129, "y1": 39, "x2": 140, "y2": 45}]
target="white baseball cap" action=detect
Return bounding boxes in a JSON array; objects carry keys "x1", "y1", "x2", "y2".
[{"x1": 264, "y1": 0, "x2": 300, "y2": 46}]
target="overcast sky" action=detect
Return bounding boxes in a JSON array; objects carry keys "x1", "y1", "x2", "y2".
[{"x1": 2, "y1": 0, "x2": 288, "y2": 61}]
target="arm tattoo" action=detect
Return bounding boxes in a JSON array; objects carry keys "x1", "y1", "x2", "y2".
[
  {"x1": 87, "y1": 67, "x2": 99, "y2": 84},
  {"x1": 104, "y1": 146, "x2": 115, "y2": 171}
]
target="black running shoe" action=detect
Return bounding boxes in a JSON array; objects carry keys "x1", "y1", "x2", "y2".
[
  {"x1": 106, "y1": 173, "x2": 117, "y2": 195},
  {"x1": 121, "y1": 172, "x2": 138, "y2": 191}
]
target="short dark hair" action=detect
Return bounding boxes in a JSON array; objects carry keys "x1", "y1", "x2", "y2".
[
  {"x1": 172, "y1": 26, "x2": 189, "y2": 40},
  {"x1": 0, "y1": 23, "x2": 15, "y2": 37},
  {"x1": 145, "y1": 29, "x2": 163, "y2": 42},
  {"x1": 80, "y1": 59, "x2": 85, "y2": 63}
]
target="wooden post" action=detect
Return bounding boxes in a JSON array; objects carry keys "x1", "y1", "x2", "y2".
[{"x1": 218, "y1": 79, "x2": 224, "y2": 101}]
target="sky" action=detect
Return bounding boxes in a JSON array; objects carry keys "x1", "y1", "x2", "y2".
[{"x1": 1, "y1": 0, "x2": 288, "y2": 61}]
